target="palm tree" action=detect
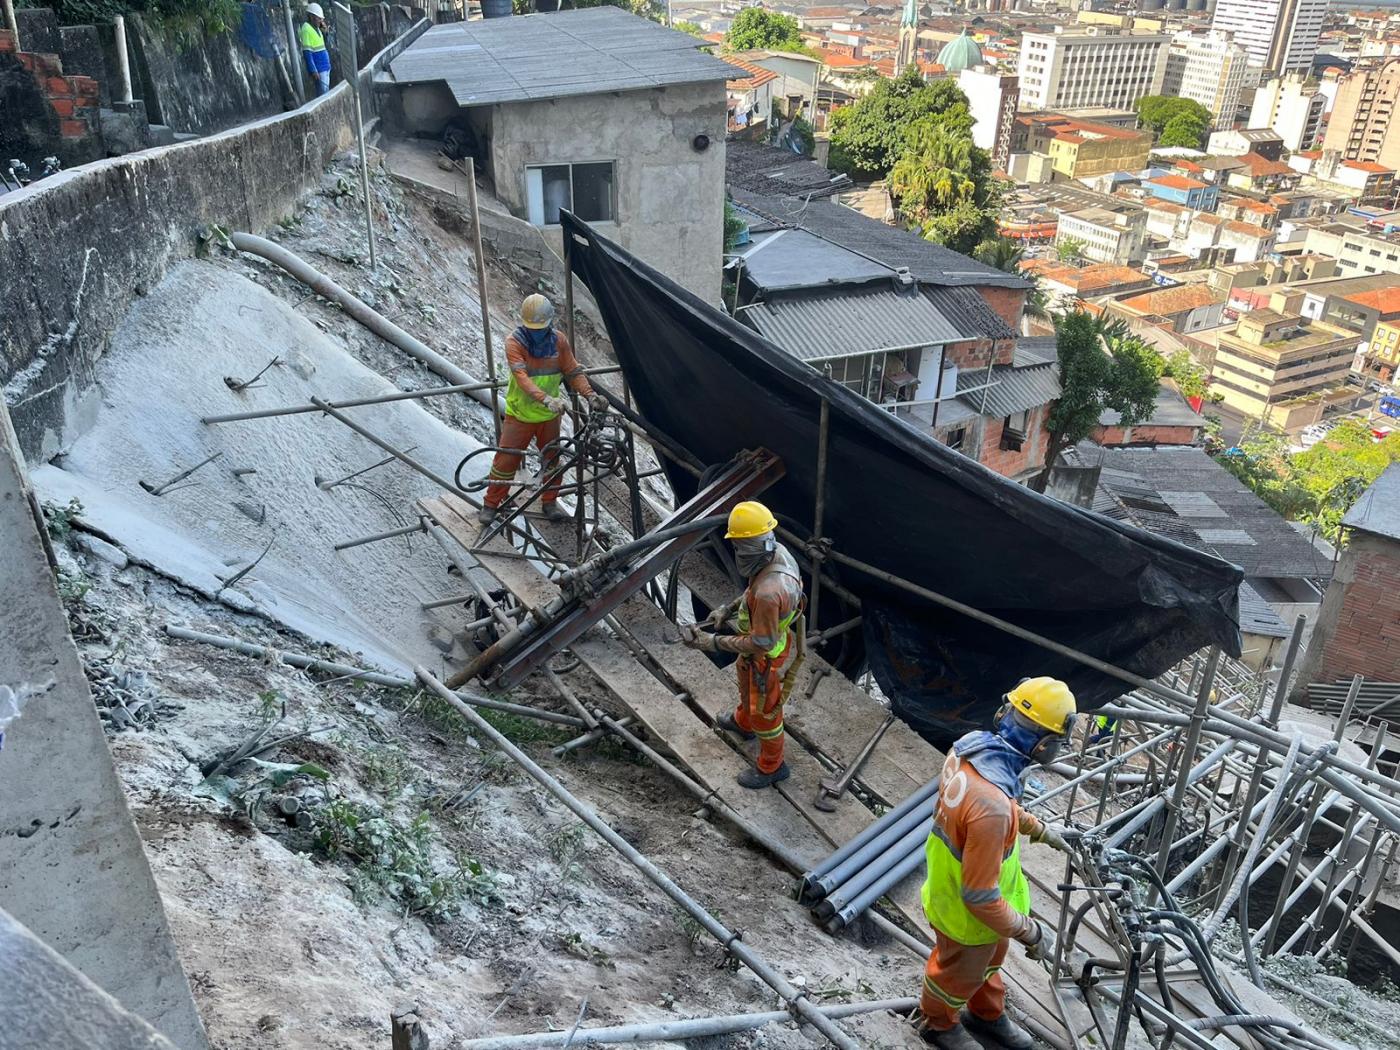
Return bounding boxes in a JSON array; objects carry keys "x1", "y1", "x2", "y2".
[{"x1": 891, "y1": 124, "x2": 977, "y2": 222}]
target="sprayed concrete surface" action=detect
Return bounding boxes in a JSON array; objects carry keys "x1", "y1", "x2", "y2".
[{"x1": 31, "y1": 262, "x2": 494, "y2": 674}]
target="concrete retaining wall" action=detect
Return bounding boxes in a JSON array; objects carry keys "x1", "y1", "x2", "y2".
[
  {"x1": 0, "y1": 20, "x2": 428, "y2": 464},
  {"x1": 0, "y1": 402, "x2": 206, "y2": 1049}
]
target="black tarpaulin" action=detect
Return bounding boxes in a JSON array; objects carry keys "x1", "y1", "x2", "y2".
[{"x1": 561, "y1": 214, "x2": 1243, "y2": 747}]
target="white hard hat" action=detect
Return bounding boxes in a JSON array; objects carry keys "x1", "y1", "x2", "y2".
[{"x1": 305, "y1": 3, "x2": 324, "y2": 17}]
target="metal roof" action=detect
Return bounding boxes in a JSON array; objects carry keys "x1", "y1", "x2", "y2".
[
  {"x1": 1238, "y1": 582, "x2": 1291, "y2": 638},
  {"x1": 736, "y1": 226, "x2": 891, "y2": 293},
  {"x1": 1097, "y1": 447, "x2": 1334, "y2": 580},
  {"x1": 744, "y1": 287, "x2": 965, "y2": 362},
  {"x1": 1012, "y1": 336, "x2": 1058, "y2": 367},
  {"x1": 955, "y1": 361, "x2": 1061, "y2": 417},
  {"x1": 1343, "y1": 463, "x2": 1400, "y2": 541},
  {"x1": 1099, "y1": 380, "x2": 1204, "y2": 429},
  {"x1": 389, "y1": 9, "x2": 738, "y2": 106},
  {"x1": 923, "y1": 285, "x2": 1019, "y2": 341},
  {"x1": 729, "y1": 187, "x2": 1029, "y2": 289}
]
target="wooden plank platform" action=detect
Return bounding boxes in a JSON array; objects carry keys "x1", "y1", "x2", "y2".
[{"x1": 421, "y1": 492, "x2": 1073, "y2": 1044}]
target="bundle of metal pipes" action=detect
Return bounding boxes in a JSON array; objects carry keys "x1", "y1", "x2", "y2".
[{"x1": 799, "y1": 777, "x2": 938, "y2": 932}]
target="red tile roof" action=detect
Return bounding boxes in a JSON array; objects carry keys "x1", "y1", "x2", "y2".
[
  {"x1": 726, "y1": 56, "x2": 780, "y2": 89},
  {"x1": 1119, "y1": 284, "x2": 1222, "y2": 315},
  {"x1": 1150, "y1": 174, "x2": 1208, "y2": 191},
  {"x1": 1237, "y1": 152, "x2": 1292, "y2": 177},
  {"x1": 1342, "y1": 286, "x2": 1400, "y2": 316},
  {"x1": 1223, "y1": 220, "x2": 1271, "y2": 238},
  {"x1": 1341, "y1": 159, "x2": 1395, "y2": 174}
]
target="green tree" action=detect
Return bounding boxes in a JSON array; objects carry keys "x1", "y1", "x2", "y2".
[
  {"x1": 724, "y1": 8, "x2": 808, "y2": 53},
  {"x1": 723, "y1": 199, "x2": 746, "y2": 255},
  {"x1": 828, "y1": 68, "x2": 972, "y2": 179},
  {"x1": 1160, "y1": 113, "x2": 1209, "y2": 149},
  {"x1": 1163, "y1": 348, "x2": 1209, "y2": 401},
  {"x1": 1291, "y1": 420, "x2": 1400, "y2": 540},
  {"x1": 1135, "y1": 96, "x2": 1213, "y2": 137},
  {"x1": 1031, "y1": 314, "x2": 1163, "y2": 493},
  {"x1": 1217, "y1": 426, "x2": 1317, "y2": 520},
  {"x1": 1056, "y1": 237, "x2": 1086, "y2": 264},
  {"x1": 972, "y1": 237, "x2": 1025, "y2": 272}
]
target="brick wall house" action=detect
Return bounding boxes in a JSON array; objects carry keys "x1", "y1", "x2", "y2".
[{"x1": 1293, "y1": 465, "x2": 1400, "y2": 693}]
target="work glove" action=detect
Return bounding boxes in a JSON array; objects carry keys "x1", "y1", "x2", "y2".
[
  {"x1": 1033, "y1": 823, "x2": 1074, "y2": 853},
  {"x1": 588, "y1": 393, "x2": 609, "y2": 414},
  {"x1": 678, "y1": 625, "x2": 719, "y2": 651},
  {"x1": 542, "y1": 395, "x2": 569, "y2": 415},
  {"x1": 1020, "y1": 919, "x2": 1056, "y2": 964}
]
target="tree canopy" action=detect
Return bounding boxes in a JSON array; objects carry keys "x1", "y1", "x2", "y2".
[
  {"x1": 1159, "y1": 112, "x2": 1210, "y2": 150},
  {"x1": 1135, "y1": 96, "x2": 1213, "y2": 139},
  {"x1": 1031, "y1": 313, "x2": 1163, "y2": 492},
  {"x1": 724, "y1": 9, "x2": 808, "y2": 53},
  {"x1": 828, "y1": 69, "x2": 972, "y2": 179},
  {"x1": 1220, "y1": 421, "x2": 1400, "y2": 542}
]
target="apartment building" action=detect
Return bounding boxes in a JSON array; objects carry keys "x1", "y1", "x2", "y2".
[
  {"x1": 1013, "y1": 113, "x2": 1154, "y2": 180},
  {"x1": 1017, "y1": 28, "x2": 1169, "y2": 112},
  {"x1": 1145, "y1": 174, "x2": 1221, "y2": 211},
  {"x1": 1303, "y1": 215, "x2": 1400, "y2": 277},
  {"x1": 1248, "y1": 74, "x2": 1327, "y2": 151},
  {"x1": 1210, "y1": 309, "x2": 1359, "y2": 430},
  {"x1": 959, "y1": 66, "x2": 1019, "y2": 172},
  {"x1": 1211, "y1": 0, "x2": 1327, "y2": 75},
  {"x1": 1322, "y1": 58, "x2": 1400, "y2": 171},
  {"x1": 1057, "y1": 205, "x2": 1148, "y2": 264},
  {"x1": 1290, "y1": 151, "x2": 1396, "y2": 202},
  {"x1": 1163, "y1": 30, "x2": 1250, "y2": 128}
]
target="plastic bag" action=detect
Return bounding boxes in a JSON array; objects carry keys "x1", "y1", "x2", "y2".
[{"x1": 0, "y1": 680, "x2": 54, "y2": 752}]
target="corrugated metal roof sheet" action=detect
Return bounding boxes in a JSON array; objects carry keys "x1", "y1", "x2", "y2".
[
  {"x1": 1343, "y1": 462, "x2": 1400, "y2": 541},
  {"x1": 956, "y1": 361, "x2": 1061, "y2": 417},
  {"x1": 1012, "y1": 335, "x2": 1058, "y2": 367},
  {"x1": 745, "y1": 288, "x2": 965, "y2": 361},
  {"x1": 738, "y1": 228, "x2": 890, "y2": 292},
  {"x1": 923, "y1": 285, "x2": 1019, "y2": 341},
  {"x1": 390, "y1": 9, "x2": 737, "y2": 105}
]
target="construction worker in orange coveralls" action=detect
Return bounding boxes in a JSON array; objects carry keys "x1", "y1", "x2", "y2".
[
  {"x1": 477, "y1": 294, "x2": 606, "y2": 525},
  {"x1": 679, "y1": 501, "x2": 805, "y2": 789},
  {"x1": 916, "y1": 677, "x2": 1077, "y2": 1050}
]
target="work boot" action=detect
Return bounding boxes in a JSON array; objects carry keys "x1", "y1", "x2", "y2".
[
  {"x1": 964, "y1": 1011, "x2": 1034, "y2": 1050},
  {"x1": 476, "y1": 505, "x2": 498, "y2": 524},
  {"x1": 541, "y1": 501, "x2": 571, "y2": 522},
  {"x1": 737, "y1": 762, "x2": 790, "y2": 789},
  {"x1": 716, "y1": 711, "x2": 756, "y2": 741},
  {"x1": 918, "y1": 1023, "x2": 982, "y2": 1050}
]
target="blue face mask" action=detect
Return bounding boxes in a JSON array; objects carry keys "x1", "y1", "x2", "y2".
[
  {"x1": 518, "y1": 325, "x2": 559, "y2": 358},
  {"x1": 953, "y1": 712, "x2": 1059, "y2": 799}
]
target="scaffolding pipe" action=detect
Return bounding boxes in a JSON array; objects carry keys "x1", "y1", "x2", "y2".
[
  {"x1": 228, "y1": 233, "x2": 503, "y2": 418},
  {"x1": 456, "y1": 997, "x2": 918, "y2": 1049},
  {"x1": 1155, "y1": 649, "x2": 1220, "y2": 887},
  {"x1": 162, "y1": 627, "x2": 586, "y2": 727},
  {"x1": 413, "y1": 667, "x2": 861, "y2": 1050}
]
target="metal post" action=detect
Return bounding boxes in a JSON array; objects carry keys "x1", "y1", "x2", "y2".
[
  {"x1": 929, "y1": 343, "x2": 947, "y2": 431},
  {"x1": 463, "y1": 156, "x2": 500, "y2": 442},
  {"x1": 809, "y1": 392, "x2": 830, "y2": 636},
  {"x1": 413, "y1": 667, "x2": 861, "y2": 1050},
  {"x1": 1, "y1": 0, "x2": 17, "y2": 46},
  {"x1": 1320, "y1": 722, "x2": 1391, "y2": 961},
  {"x1": 283, "y1": 1, "x2": 305, "y2": 101},
  {"x1": 1263, "y1": 674, "x2": 1363, "y2": 953},
  {"x1": 333, "y1": 3, "x2": 375, "y2": 271},
  {"x1": 113, "y1": 16, "x2": 133, "y2": 103}
]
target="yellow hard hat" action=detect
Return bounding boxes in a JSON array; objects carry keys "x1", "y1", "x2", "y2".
[
  {"x1": 1005, "y1": 677, "x2": 1077, "y2": 735},
  {"x1": 521, "y1": 293, "x2": 555, "y2": 330},
  {"x1": 725, "y1": 500, "x2": 777, "y2": 539}
]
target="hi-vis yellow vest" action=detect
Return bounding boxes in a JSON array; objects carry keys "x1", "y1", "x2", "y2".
[{"x1": 921, "y1": 752, "x2": 1032, "y2": 945}]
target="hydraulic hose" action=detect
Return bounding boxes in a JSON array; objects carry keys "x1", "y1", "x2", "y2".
[{"x1": 227, "y1": 232, "x2": 503, "y2": 418}]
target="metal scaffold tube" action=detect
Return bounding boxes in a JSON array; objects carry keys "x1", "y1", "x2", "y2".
[{"x1": 413, "y1": 667, "x2": 862, "y2": 1050}]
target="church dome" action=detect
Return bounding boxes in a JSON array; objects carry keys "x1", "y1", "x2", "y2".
[{"x1": 937, "y1": 30, "x2": 982, "y2": 72}]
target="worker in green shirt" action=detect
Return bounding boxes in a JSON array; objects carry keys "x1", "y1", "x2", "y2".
[{"x1": 300, "y1": 3, "x2": 331, "y2": 96}]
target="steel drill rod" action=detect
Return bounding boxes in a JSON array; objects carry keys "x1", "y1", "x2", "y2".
[
  {"x1": 550, "y1": 716, "x2": 637, "y2": 757},
  {"x1": 456, "y1": 997, "x2": 918, "y2": 1049},
  {"x1": 333, "y1": 519, "x2": 426, "y2": 551},
  {"x1": 163, "y1": 627, "x2": 585, "y2": 727},
  {"x1": 808, "y1": 807, "x2": 935, "y2": 901},
  {"x1": 801, "y1": 777, "x2": 939, "y2": 895},
  {"x1": 318, "y1": 448, "x2": 417, "y2": 490},
  {"x1": 816, "y1": 819, "x2": 932, "y2": 919},
  {"x1": 828, "y1": 847, "x2": 926, "y2": 930},
  {"x1": 413, "y1": 667, "x2": 860, "y2": 1050}
]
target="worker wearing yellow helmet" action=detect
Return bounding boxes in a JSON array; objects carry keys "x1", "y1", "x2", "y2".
[
  {"x1": 479, "y1": 294, "x2": 607, "y2": 524},
  {"x1": 680, "y1": 501, "x2": 805, "y2": 789},
  {"x1": 915, "y1": 677, "x2": 1078, "y2": 1050}
]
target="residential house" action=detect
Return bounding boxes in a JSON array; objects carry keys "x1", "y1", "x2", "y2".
[
  {"x1": 1022, "y1": 261, "x2": 1155, "y2": 309},
  {"x1": 1368, "y1": 314, "x2": 1400, "y2": 380},
  {"x1": 1144, "y1": 199, "x2": 1193, "y2": 242},
  {"x1": 387, "y1": 9, "x2": 735, "y2": 301},
  {"x1": 1207, "y1": 127, "x2": 1286, "y2": 160},
  {"x1": 1145, "y1": 174, "x2": 1221, "y2": 211},
  {"x1": 1291, "y1": 150, "x2": 1396, "y2": 202},
  {"x1": 1217, "y1": 195, "x2": 1280, "y2": 229},
  {"x1": 1057, "y1": 205, "x2": 1148, "y2": 265},
  {"x1": 726, "y1": 49, "x2": 821, "y2": 123},
  {"x1": 1302, "y1": 214, "x2": 1400, "y2": 277},
  {"x1": 1012, "y1": 113, "x2": 1154, "y2": 180},
  {"x1": 1321, "y1": 283, "x2": 1400, "y2": 375},
  {"x1": 1222, "y1": 152, "x2": 1298, "y2": 195},
  {"x1": 727, "y1": 58, "x2": 777, "y2": 137},
  {"x1": 1196, "y1": 155, "x2": 1248, "y2": 185},
  {"x1": 1091, "y1": 380, "x2": 1207, "y2": 447},
  {"x1": 1219, "y1": 220, "x2": 1277, "y2": 262},
  {"x1": 1293, "y1": 465, "x2": 1400, "y2": 689},
  {"x1": 726, "y1": 173, "x2": 1064, "y2": 482},
  {"x1": 1209, "y1": 308, "x2": 1361, "y2": 431},
  {"x1": 1112, "y1": 283, "x2": 1227, "y2": 333}
]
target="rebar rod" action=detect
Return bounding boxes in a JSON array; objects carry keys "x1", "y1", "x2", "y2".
[
  {"x1": 1155, "y1": 649, "x2": 1219, "y2": 889},
  {"x1": 550, "y1": 716, "x2": 636, "y2": 757},
  {"x1": 456, "y1": 997, "x2": 918, "y2": 1049},
  {"x1": 163, "y1": 627, "x2": 586, "y2": 727},
  {"x1": 413, "y1": 667, "x2": 860, "y2": 1050},
  {"x1": 334, "y1": 518, "x2": 426, "y2": 551}
]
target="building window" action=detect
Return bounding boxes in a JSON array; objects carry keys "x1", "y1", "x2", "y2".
[
  {"x1": 1001, "y1": 409, "x2": 1030, "y2": 451},
  {"x1": 946, "y1": 426, "x2": 967, "y2": 451},
  {"x1": 526, "y1": 162, "x2": 616, "y2": 226}
]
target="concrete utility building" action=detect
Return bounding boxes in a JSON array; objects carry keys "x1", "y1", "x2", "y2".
[{"x1": 386, "y1": 8, "x2": 737, "y2": 302}]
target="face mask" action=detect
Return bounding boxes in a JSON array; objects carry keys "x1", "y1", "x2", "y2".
[{"x1": 733, "y1": 535, "x2": 775, "y2": 578}]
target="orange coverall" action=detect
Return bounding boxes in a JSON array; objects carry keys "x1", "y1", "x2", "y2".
[
  {"x1": 922, "y1": 753, "x2": 1045, "y2": 1030},
  {"x1": 713, "y1": 545, "x2": 804, "y2": 773},
  {"x1": 483, "y1": 330, "x2": 593, "y2": 510}
]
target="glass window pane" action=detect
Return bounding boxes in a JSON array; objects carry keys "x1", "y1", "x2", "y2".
[
  {"x1": 537, "y1": 165, "x2": 571, "y2": 225},
  {"x1": 571, "y1": 162, "x2": 615, "y2": 222}
]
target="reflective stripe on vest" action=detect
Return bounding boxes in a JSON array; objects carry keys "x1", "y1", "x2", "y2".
[
  {"x1": 736, "y1": 603, "x2": 799, "y2": 658},
  {"x1": 920, "y1": 760, "x2": 1032, "y2": 945},
  {"x1": 299, "y1": 21, "x2": 325, "y2": 50}
]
